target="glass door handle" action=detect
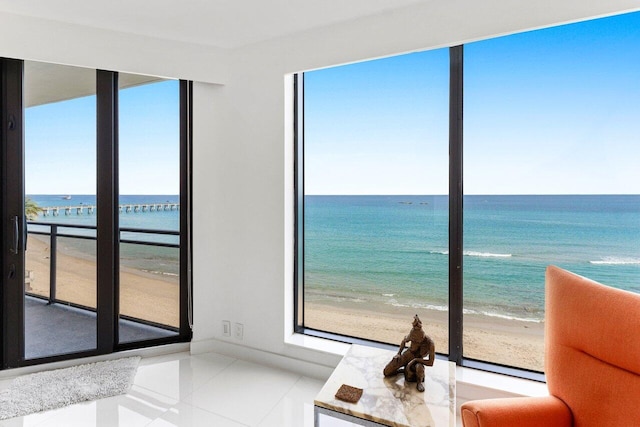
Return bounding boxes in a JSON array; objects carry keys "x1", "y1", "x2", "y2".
[
  {"x1": 11, "y1": 215, "x2": 19, "y2": 254},
  {"x1": 24, "y1": 216, "x2": 28, "y2": 251}
]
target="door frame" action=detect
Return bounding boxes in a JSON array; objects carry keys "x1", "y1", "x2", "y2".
[
  {"x1": 1, "y1": 58, "x2": 26, "y2": 369},
  {"x1": 96, "y1": 69, "x2": 118, "y2": 353},
  {"x1": 1, "y1": 58, "x2": 193, "y2": 370}
]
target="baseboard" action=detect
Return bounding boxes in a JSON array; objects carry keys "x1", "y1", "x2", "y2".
[{"x1": 191, "y1": 338, "x2": 336, "y2": 380}]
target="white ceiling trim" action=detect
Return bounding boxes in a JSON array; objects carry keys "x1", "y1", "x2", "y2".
[{"x1": 0, "y1": 0, "x2": 428, "y2": 49}]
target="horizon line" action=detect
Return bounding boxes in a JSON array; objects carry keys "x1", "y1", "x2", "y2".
[
  {"x1": 27, "y1": 193, "x2": 180, "y2": 196},
  {"x1": 304, "y1": 193, "x2": 640, "y2": 196}
]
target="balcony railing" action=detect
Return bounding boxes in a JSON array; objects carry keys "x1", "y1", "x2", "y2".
[{"x1": 26, "y1": 221, "x2": 179, "y2": 330}]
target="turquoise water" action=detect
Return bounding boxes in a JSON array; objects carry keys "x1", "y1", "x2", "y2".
[
  {"x1": 27, "y1": 194, "x2": 180, "y2": 276},
  {"x1": 304, "y1": 195, "x2": 640, "y2": 322}
]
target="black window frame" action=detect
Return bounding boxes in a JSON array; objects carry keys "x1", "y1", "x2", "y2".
[{"x1": 293, "y1": 47, "x2": 546, "y2": 382}]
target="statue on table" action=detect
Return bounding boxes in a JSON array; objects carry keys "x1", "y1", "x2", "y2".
[{"x1": 383, "y1": 314, "x2": 435, "y2": 392}]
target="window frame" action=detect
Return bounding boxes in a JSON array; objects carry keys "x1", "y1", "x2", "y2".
[{"x1": 293, "y1": 48, "x2": 546, "y2": 382}]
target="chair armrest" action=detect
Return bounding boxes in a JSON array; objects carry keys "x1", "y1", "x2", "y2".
[{"x1": 461, "y1": 396, "x2": 572, "y2": 427}]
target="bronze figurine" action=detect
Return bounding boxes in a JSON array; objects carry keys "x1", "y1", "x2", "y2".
[{"x1": 383, "y1": 314, "x2": 435, "y2": 392}]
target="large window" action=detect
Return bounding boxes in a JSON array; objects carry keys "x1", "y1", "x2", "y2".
[
  {"x1": 463, "y1": 13, "x2": 640, "y2": 372},
  {"x1": 296, "y1": 11, "x2": 640, "y2": 376},
  {"x1": 299, "y1": 50, "x2": 450, "y2": 351}
]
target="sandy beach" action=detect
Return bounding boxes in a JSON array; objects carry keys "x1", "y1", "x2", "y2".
[
  {"x1": 25, "y1": 236, "x2": 543, "y2": 371},
  {"x1": 306, "y1": 301, "x2": 545, "y2": 372},
  {"x1": 25, "y1": 235, "x2": 180, "y2": 328}
]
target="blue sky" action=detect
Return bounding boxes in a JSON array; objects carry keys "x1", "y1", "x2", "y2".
[
  {"x1": 26, "y1": 79, "x2": 179, "y2": 195},
  {"x1": 305, "y1": 11, "x2": 640, "y2": 195}
]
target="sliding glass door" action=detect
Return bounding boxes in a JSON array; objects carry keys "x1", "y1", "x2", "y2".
[
  {"x1": 1, "y1": 58, "x2": 191, "y2": 369},
  {"x1": 117, "y1": 75, "x2": 181, "y2": 344},
  {"x1": 24, "y1": 61, "x2": 99, "y2": 360}
]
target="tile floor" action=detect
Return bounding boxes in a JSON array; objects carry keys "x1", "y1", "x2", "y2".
[{"x1": 0, "y1": 351, "x2": 462, "y2": 426}]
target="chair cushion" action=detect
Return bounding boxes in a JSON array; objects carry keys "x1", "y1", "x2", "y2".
[{"x1": 461, "y1": 396, "x2": 571, "y2": 427}]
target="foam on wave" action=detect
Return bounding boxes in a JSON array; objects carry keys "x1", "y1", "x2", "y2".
[
  {"x1": 589, "y1": 257, "x2": 640, "y2": 265},
  {"x1": 463, "y1": 308, "x2": 542, "y2": 323},
  {"x1": 430, "y1": 250, "x2": 512, "y2": 258}
]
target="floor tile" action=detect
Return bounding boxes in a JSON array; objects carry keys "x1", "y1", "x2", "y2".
[
  {"x1": 188, "y1": 353, "x2": 239, "y2": 390},
  {"x1": 32, "y1": 400, "x2": 149, "y2": 427},
  {"x1": 128, "y1": 384, "x2": 180, "y2": 411},
  {"x1": 33, "y1": 386, "x2": 176, "y2": 427},
  {"x1": 146, "y1": 402, "x2": 248, "y2": 427},
  {"x1": 0, "y1": 351, "x2": 370, "y2": 427},
  {"x1": 137, "y1": 352, "x2": 193, "y2": 367},
  {"x1": 0, "y1": 410, "x2": 57, "y2": 427},
  {"x1": 134, "y1": 352, "x2": 235, "y2": 401},
  {"x1": 258, "y1": 376, "x2": 325, "y2": 427},
  {"x1": 184, "y1": 359, "x2": 301, "y2": 426}
]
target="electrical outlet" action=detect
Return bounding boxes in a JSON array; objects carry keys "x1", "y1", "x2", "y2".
[
  {"x1": 234, "y1": 323, "x2": 243, "y2": 340},
  {"x1": 222, "y1": 320, "x2": 231, "y2": 337}
]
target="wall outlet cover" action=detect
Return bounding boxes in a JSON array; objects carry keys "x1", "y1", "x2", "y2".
[
  {"x1": 222, "y1": 320, "x2": 231, "y2": 337},
  {"x1": 234, "y1": 323, "x2": 243, "y2": 340}
]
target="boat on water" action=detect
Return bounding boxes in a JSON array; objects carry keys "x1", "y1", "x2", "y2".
[{"x1": 62, "y1": 195, "x2": 71, "y2": 200}]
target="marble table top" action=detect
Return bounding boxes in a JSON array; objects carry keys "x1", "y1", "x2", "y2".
[{"x1": 314, "y1": 344, "x2": 456, "y2": 427}]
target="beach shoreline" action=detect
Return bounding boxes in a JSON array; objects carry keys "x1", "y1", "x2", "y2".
[
  {"x1": 25, "y1": 235, "x2": 180, "y2": 328},
  {"x1": 305, "y1": 300, "x2": 544, "y2": 372},
  {"x1": 26, "y1": 234, "x2": 545, "y2": 371}
]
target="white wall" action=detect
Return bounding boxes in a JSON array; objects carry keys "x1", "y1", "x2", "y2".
[
  {"x1": 190, "y1": 0, "x2": 640, "y2": 376},
  {"x1": 0, "y1": 11, "x2": 229, "y2": 83},
  {"x1": 1, "y1": 0, "x2": 639, "y2": 376}
]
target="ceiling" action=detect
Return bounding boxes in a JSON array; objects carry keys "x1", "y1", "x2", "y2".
[
  {"x1": 25, "y1": 61, "x2": 163, "y2": 107},
  {"x1": 0, "y1": 0, "x2": 427, "y2": 49}
]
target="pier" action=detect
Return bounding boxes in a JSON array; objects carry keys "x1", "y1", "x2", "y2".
[{"x1": 40, "y1": 203, "x2": 180, "y2": 216}]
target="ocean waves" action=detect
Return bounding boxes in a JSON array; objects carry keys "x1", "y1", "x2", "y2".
[
  {"x1": 431, "y1": 250, "x2": 640, "y2": 265},
  {"x1": 305, "y1": 195, "x2": 640, "y2": 332},
  {"x1": 387, "y1": 300, "x2": 449, "y2": 312},
  {"x1": 385, "y1": 299, "x2": 542, "y2": 323},
  {"x1": 141, "y1": 269, "x2": 179, "y2": 277},
  {"x1": 462, "y1": 308, "x2": 543, "y2": 323},
  {"x1": 307, "y1": 286, "x2": 546, "y2": 323},
  {"x1": 430, "y1": 250, "x2": 512, "y2": 258},
  {"x1": 589, "y1": 257, "x2": 640, "y2": 265}
]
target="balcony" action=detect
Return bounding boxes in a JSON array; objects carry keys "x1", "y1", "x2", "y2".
[{"x1": 25, "y1": 222, "x2": 180, "y2": 360}]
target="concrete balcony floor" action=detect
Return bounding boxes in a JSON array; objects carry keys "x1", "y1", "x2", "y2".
[{"x1": 25, "y1": 296, "x2": 177, "y2": 360}]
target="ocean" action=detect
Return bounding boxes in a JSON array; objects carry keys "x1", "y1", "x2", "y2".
[
  {"x1": 304, "y1": 195, "x2": 640, "y2": 323},
  {"x1": 27, "y1": 194, "x2": 180, "y2": 276}
]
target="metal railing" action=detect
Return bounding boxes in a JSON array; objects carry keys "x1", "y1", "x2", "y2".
[{"x1": 26, "y1": 221, "x2": 179, "y2": 312}]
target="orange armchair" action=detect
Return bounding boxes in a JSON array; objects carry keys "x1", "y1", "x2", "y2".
[{"x1": 461, "y1": 265, "x2": 640, "y2": 427}]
